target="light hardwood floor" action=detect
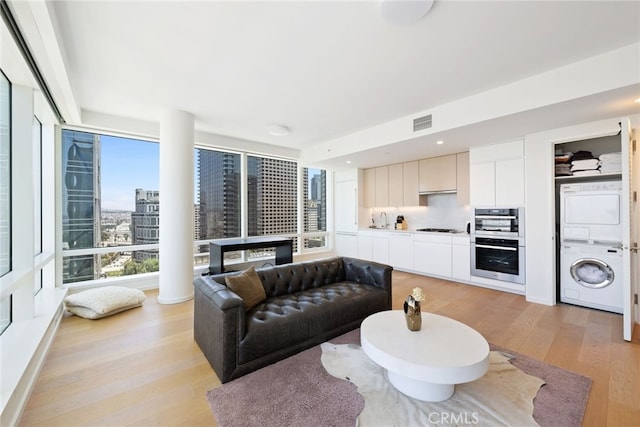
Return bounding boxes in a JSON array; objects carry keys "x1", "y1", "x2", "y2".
[{"x1": 20, "y1": 271, "x2": 640, "y2": 426}]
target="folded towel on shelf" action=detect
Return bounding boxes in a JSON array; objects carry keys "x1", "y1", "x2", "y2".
[
  {"x1": 572, "y1": 170, "x2": 602, "y2": 177},
  {"x1": 572, "y1": 150, "x2": 595, "y2": 161},
  {"x1": 555, "y1": 164, "x2": 572, "y2": 176},
  {"x1": 600, "y1": 164, "x2": 622, "y2": 174},
  {"x1": 555, "y1": 152, "x2": 573, "y2": 164},
  {"x1": 571, "y1": 158, "x2": 599, "y2": 171},
  {"x1": 599, "y1": 152, "x2": 622, "y2": 161}
]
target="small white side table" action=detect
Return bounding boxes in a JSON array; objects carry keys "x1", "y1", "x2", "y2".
[{"x1": 361, "y1": 310, "x2": 489, "y2": 402}]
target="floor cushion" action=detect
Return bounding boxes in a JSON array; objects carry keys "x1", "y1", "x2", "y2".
[{"x1": 64, "y1": 286, "x2": 146, "y2": 319}]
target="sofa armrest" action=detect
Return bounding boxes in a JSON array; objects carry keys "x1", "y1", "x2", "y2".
[
  {"x1": 193, "y1": 275, "x2": 245, "y2": 383},
  {"x1": 342, "y1": 257, "x2": 393, "y2": 309}
]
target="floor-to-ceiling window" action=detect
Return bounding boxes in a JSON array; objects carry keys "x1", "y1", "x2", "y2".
[
  {"x1": 303, "y1": 167, "x2": 328, "y2": 250},
  {"x1": 61, "y1": 129, "x2": 160, "y2": 283},
  {"x1": 247, "y1": 155, "x2": 299, "y2": 257},
  {"x1": 0, "y1": 70, "x2": 11, "y2": 334},
  {"x1": 61, "y1": 130, "x2": 330, "y2": 283},
  {"x1": 33, "y1": 116, "x2": 43, "y2": 294}
]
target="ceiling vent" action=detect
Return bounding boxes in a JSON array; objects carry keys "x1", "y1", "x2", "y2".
[{"x1": 413, "y1": 114, "x2": 432, "y2": 132}]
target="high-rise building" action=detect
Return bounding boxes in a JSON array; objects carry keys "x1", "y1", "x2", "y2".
[
  {"x1": 131, "y1": 188, "x2": 159, "y2": 261},
  {"x1": 193, "y1": 203, "x2": 200, "y2": 240},
  {"x1": 305, "y1": 169, "x2": 327, "y2": 233},
  {"x1": 197, "y1": 150, "x2": 241, "y2": 241},
  {"x1": 248, "y1": 156, "x2": 297, "y2": 236},
  {"x1": 61, "y1": 130, "x2": 101, "y2": 283}
]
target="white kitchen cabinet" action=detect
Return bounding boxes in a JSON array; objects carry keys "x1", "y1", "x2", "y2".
[
  {"x1": 388, "y1": 232, "x2": 414, "y2": 270},
  {"x1": 419, "y1": 154, "x2": 457, "y2": 193},
  {"x1": 335, "y1": 232, "x2": 358, "y2": 258},
  {"x1": 372, "y1": 234, "x2": 389, "y2": 265},
  {"x1": 469, "y1": 162, "x2": 496, "y2": 206},
  {"x1": 470, "y1": 140, "x2": 524, "y2": 207},
  {"x1": 413, "y1": 234, "x2": 452, "y2": 277},
  {"x1": 357, "y1": 233, "x2": 374, "y2": 261},
  {"x1": 495, "y1": 158, "x2": 525, "y2": 206},
  {"x1": 403, "y1": 161, "x2": 420, "y2": 206},
  {"x1": 334, "y1": 179, "x2": 358, "y2": 232},
  {"x1": 388, "y1": 163, "x2": 404, "y2": 207},
  {"x1": 451, "y1": 235, "x2": 470, "y2": 281}
]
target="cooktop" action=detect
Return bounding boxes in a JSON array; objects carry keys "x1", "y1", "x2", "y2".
[{"x1": 415, "y1": 228, "x2": 459, "y2": 233}]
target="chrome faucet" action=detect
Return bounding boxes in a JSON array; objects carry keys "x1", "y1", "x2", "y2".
[{"x1": 380, "y1": 211, "x2": 387, "y2": 228}]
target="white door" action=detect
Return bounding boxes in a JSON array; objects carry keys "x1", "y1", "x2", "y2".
[
  {"x1": 335, "y1": 180, "x2": 358, "y2": 232},
  {"x1": 632, "y1": 128, "x2": 639, "y2": 337},
  {"x1": 621, "y1": 119, "x2": 636, "y2": 341}
]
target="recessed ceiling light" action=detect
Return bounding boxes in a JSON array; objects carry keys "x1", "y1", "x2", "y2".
[
  {"x1": 635, "y1": 98, "x2": 640, "y2": 103},
  {"x1": 266, "y1": 124, "x2": 290, "y2": 136},
  {"x1": 346, "y1": 160, "x2": 352, "y2": 164},
  {"x1": 380, "y1": 0, "x2": 435, "y2": 25},
  {"x1": 436, "y1": 140, "x2": 444, "y2": 145}
]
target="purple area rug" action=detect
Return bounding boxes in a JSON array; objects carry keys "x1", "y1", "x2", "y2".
[
  {"x1": 490, "y1": 343, "x2": 592, "y2": 427},
  {"x1": 206, "y1": 329, "x2": 591, "y2": 427}
]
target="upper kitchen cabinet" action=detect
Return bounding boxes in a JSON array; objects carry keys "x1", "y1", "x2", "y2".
[
  {"x1": 375, "y1": 166, "x2": 389, "y2": 207},
  {"x1": 364, "y1": 162, "x2": 418, "y2": 207},
  {"x1": 363, "y1": 168, "x2": 376, "y2": 208},
  {"x1": 402, "y1": 161, "x2": 420, "y2": 206},
  {"x1": 363, "y1": 166, "x2": 389, "y2": 207},
  {"x1": 470, "y1": 140, "x2": 524, "y2": 207},
  {"x1": 388, "y1": 163, "x2": 404, "y2": 207},
  {"x1": 456, "y1": 152, "x2": 470, "y2": 205},
  {"x1": 419, "y1": 154, "x2": 457, "y2": 193}
]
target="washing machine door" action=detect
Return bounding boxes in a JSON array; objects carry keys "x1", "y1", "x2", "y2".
[{"x1": 570, "y1": 258, "x2": 615, "y2": 289}]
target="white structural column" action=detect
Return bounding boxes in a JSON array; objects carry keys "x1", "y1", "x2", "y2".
[{"x1": 158, "y1": 110, "x2": 194, "y2": 304}]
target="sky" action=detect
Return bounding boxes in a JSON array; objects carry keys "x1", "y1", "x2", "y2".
[{"x1": 100, "y1": 135, "x2": 159, "y2": 211}]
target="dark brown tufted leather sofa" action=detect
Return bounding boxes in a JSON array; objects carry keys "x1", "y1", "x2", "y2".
[{"x1": 193, "y1": 256, "x2": 392, "y2": 383}]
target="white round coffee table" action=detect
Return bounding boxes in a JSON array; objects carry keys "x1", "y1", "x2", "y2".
[{"x1": 361, "y1": 310, "x2": 489, "y2": 402}]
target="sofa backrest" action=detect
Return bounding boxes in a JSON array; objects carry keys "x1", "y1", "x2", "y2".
[{"x1": 255, "y1": 257, "x2": 346, "y2": 298}]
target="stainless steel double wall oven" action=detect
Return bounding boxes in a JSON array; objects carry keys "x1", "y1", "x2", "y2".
[{"x1": 470, "y1": 207, "x2": 525, "y2": 284}]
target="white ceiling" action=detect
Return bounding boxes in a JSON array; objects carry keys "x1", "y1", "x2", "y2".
[{"x1": 14, "y1": 0, "x2": 640, "y2": 168}]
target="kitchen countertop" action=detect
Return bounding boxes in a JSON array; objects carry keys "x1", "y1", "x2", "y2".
[{"x1": 359, "y1": 227, "x2": 467, "y2": 235}]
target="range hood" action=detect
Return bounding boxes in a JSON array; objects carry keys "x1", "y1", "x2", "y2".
[{"x1": 418, "y1": 189, "x2": 457, "y2": 195}]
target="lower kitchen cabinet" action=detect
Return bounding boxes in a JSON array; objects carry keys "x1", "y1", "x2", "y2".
[
  {"x1": 451, "y1": 235, "x2": 471, "y2": 281},
  {"x1": 372, "y1": 235, "x2": 389, "y2": 265},
  {"x1": 388, "y1": 232, "x2": 414, "y2": 271},
  {"x1": 357, "y1": 234, "x2": 374, "y2": 261},
  {"x1": 357, "y1": 231, "x2": 389, "y2": 264},
  {"x1": 335, "y1": 232, "x2": 358, "y2": 258},
  {"x1": 413, "y1": 234, "x2": 452, "y2": 278}
]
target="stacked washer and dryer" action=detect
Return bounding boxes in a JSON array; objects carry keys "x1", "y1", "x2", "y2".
[{"x1": 559, "y1": 180, "x2": 623, "y2": 313}]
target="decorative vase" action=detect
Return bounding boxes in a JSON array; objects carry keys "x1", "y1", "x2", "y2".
[{"x1": 403, "y1": 297, "x2": 422, "y2": 331}]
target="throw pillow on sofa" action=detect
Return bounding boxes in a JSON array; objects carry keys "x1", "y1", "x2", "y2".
[
  {"x1": 64, "y1": 286, "x2": 146, "y2": 319},
  {"x1": 225, "y1": 266, "x2": 267, "y2": 310}
]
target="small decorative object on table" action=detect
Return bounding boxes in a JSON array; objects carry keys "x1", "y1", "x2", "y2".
[{"x1": 404, "y1": 287, "x2": 424, "y2": 331}]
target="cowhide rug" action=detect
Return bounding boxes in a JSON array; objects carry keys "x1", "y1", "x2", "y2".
[{"x1": 321, "y1": 342, "x2": 545, "y2": 427}]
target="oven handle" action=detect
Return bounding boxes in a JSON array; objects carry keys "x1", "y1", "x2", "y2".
[
  {"x1": 474, "y1": 244, "x2": 517, "y2": 251},
  {"x1": 474, "y1": 215, "x2": 517, "y2": 220}
]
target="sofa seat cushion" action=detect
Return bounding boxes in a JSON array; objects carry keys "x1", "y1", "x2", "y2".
[{"x1": 238, "y1": 282, "x2": 388, "y2": 364}]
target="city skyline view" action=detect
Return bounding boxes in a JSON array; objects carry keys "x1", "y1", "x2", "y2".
[{"x1": 100, "y1": 135, "x2": 323, "y2": 213}]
